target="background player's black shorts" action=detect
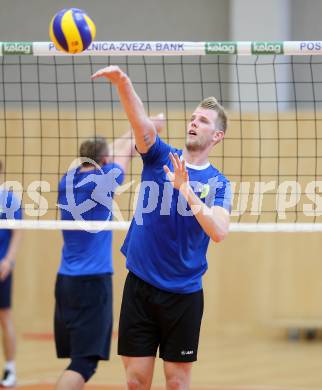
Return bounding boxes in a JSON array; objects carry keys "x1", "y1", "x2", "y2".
[
  {"x1": 55, "y1": 273, "x2": 113, "y2": 360},
  {"x1": 118, "y1": 272, "x2": 204, "y2": 362},
  {"x1": 0, "y1": 273, "x2": 12, "y2": 309}
]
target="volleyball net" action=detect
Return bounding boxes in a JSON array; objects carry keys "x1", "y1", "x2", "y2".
[{"x1": 1, "y1": 40, "x2": 322, "y2": 231}]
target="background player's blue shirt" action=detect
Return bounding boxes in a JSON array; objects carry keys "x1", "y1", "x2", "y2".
[
  {"x1": 58, "y1": 163, "x2": 124, "y2": 276},
  {"x1": 0, "y1": 190, "x2": 23, "y2": 261},
  {"x1": 121, "y1": 136, "x2": 231, "y2": 293}
]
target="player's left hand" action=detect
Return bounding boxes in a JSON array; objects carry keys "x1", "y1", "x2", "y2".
[
  {"x1": 164, "y1": 153, "x2": 190, "y2": 195},
  {"x1": 0, "y1": 259, "x2": 13, "y2": 281}
]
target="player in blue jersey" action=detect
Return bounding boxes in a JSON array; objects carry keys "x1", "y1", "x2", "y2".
[
  {"x1": 0, "y1": 161, "x2": 23, "y2": 388},
  {"x1": 55, "y1": 118, "x2": 164, "y2": 390},
  {"x1": 92, "y1": 66, "x2": 231, "y2": 390},
  {"x1": 54, "y1": 130, "x2": 133, "y2": 390}
]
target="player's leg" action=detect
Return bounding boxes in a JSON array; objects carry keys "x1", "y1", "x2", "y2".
[
  {"x1": 159, "y1": 289, "x2": 204, "y2": 390},
  {"x1": 0, "y1": 273, "x2": 16, "y2": 388},
  {"x1": 0, "y1": 309, "x2": 16, "y2": 365},
  {"x1": 55, "y1": 357, "x2": 98, "y2": 390},
  {"x1": 55, "y1": 273, "x2": 112, "y2": 389},
  {"x1": 55, "y1": 369, "x2": 84, "y2": 390},
  {"x1": 118, "y1": 273, "x2": 160, "y2": 390},
  {"x1": 54, "y1": 274, "x2": 83, "y2": 390},
  {"x1": 122, "y1": 356, "x2": 155, "y2": 390},
  {"x1": 163, "y1": 362, "x2": 193, "y2": 390}
]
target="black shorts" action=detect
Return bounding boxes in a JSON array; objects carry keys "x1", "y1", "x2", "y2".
[
  {"x1": 0, "y1": 273, "x2": 12, "y2": 309},
  {"x1": 118, "y1": 272, "x2": 204, "y2": 362},
  {"x1": 54, "y1": 273, "x2": 113, "y2": 360}
]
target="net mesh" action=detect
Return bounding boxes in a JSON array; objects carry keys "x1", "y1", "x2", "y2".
[{"x1": 1, "y1": 54, "x2": 322, "y2": 225}]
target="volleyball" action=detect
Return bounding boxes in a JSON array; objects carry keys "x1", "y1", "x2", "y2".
[{"x1": 49, "y1": 8, "x2": 96, "y2": 54}]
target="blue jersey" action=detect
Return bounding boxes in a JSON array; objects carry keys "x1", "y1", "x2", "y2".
[
  {"x1": 0, "y1": 190, "x2": 23, "y2": 261},
  {"x1": 58, "y1": 163, "x2": 124, "y2": 276},
  {"x1": 121, "y1": 136, "x2": 231, "y2": 293}
]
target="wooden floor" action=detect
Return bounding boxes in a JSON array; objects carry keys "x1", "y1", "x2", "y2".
[
  {"x1": 3, "y1": 330, "x2": 322, "y2": 390},
  {"x1": 6, "y1": 230, "x2": 322, "y2": 390},
  {"x1": 12, "y1": 386, "x2": 310, "y2": 390}
]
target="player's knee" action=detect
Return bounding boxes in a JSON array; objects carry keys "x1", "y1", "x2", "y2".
[
  {"x1": 127, "y1": 377, "x2": 146, "y2": 390},
  {"x1": 0, "y1": 309, "x2": 12, "y2": 327},
  {"x1": 67, "y1": 357, "x2": 98, "y2": 382},
  {"x1": 166, "y1": 376, "x2": 188, "y2": 390},
  {"x1": 127, "y1": 378, "x2": 140, "y2": 390}
]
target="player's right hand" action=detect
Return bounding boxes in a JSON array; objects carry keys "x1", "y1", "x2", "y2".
[{"x1": 91, "y1": 65, "x2": 128, "y2": 85}]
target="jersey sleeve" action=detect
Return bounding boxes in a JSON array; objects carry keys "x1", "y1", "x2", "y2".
[
  {"x1": 140, "y1": 136, "x2": 172, "y2": 166},
  {"x1": 5, "y1": 192, "x2": 23, "y2": 219},
  {"x1": 102, "y1": 163, "x2": 125, "y2": 186},
  {"x1": 108, "y1": 163, "x2": 125, "y2": 186},
  {"x1": 205, "y1": 175, "x2": 232, "y2": 213},
  {"x1": 14, "y1": 205, "x2": 23, "y2": 220}
]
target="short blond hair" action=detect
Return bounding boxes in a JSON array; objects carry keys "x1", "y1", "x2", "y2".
[{"x1": 198, "y1": 97, "x2": 227, "y2": 133}]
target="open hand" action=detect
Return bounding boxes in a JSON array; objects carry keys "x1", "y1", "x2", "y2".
[
  {"x1": 163, "y1": 153, "x2": 190, "y2": 194},
  {"x1": 91, "y1": 65, "x2": 127, "y2": 85}
]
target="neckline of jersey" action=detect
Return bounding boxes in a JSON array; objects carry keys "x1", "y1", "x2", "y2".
[{"x1": 180, "y1": 155, "x2": 210, "y2": 170}]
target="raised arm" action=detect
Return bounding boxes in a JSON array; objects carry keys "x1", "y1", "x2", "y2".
[
  {"x1": 108, "y1": 114, "x2": 166, "y2": 172},
  {"x1": 108, "y1": 129, "x2": 135, "y2": 173},
  {"x1": 91, "y1": 66, "x2": 157, "y2": 154}
]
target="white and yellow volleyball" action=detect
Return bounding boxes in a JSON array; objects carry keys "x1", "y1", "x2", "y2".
[{"x1": 49, "y1": 8, "x2": 96, "y2": 54}]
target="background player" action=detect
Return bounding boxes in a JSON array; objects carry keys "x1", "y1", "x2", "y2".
[
  {"x1": 55, "y1": 117, "x2": 164, "y2": 390},
  {"x1": 91, "y1": 66, "x2": 231, "y2": 390},
  {"x1": 0, "y1": 160, "x2": 23, "y2": 388}
]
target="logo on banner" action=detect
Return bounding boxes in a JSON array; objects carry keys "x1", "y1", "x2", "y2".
[
  {"x1": 206, "y1": 42, "x2": 237, "y2": 54},
  {"x1": 251, "y1": 42, "x2": 283, "y2": 55},
  {"x1": 2, "y1": 42, "x2": 33, "y2": 55}
]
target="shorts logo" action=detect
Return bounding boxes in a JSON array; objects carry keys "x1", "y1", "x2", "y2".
[{"x1": 181, "y1": 350, "x2": 194, "y2": 356}]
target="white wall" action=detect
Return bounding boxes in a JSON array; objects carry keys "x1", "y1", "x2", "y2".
[{"x1": 0, "y1": 0, "x2": 229, "y2": 41}]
